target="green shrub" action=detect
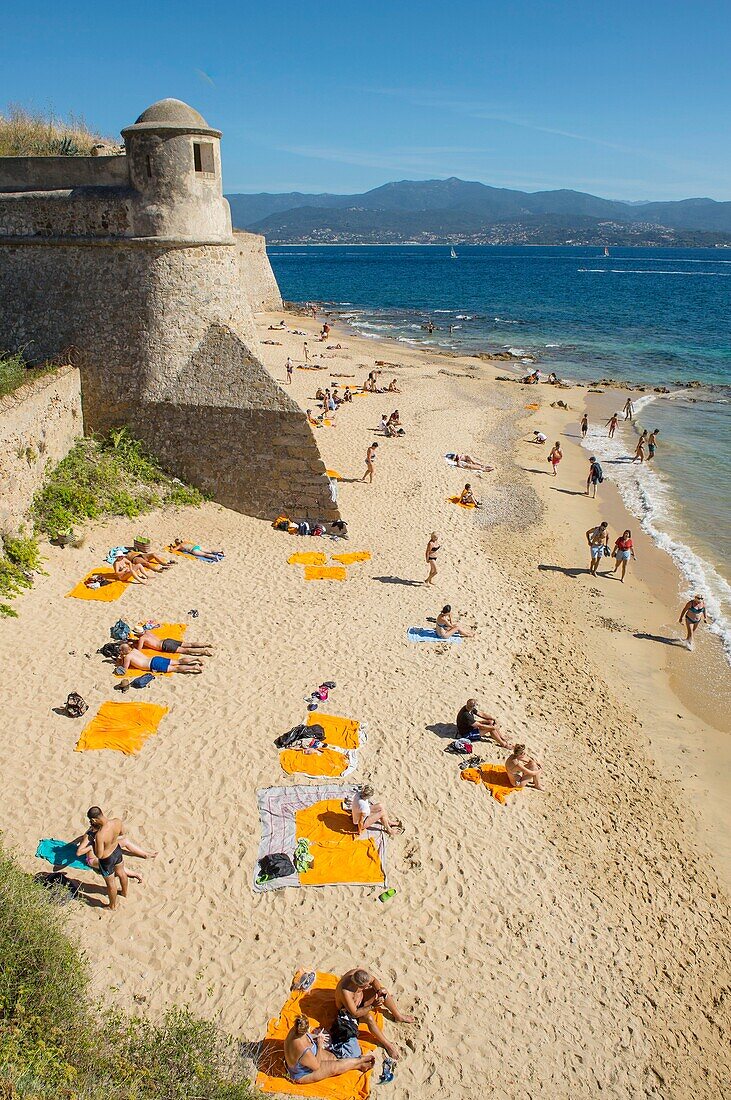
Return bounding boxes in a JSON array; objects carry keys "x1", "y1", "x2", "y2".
[
  {"x1": 0, "y1": 842, "x2": 256, "y2": 1099},
  {"x1": 0, "y1": 536, "x2": 44, "y2": 615},
  {"x1": 32, "y1": 431, "x2": 203, "y2": 539},
  {"x1": 0, "y1": 355, "x2": 56, "y2": 400}
]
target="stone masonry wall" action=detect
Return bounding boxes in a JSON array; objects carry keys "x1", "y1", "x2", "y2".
[
  {"x1": 234, "y1": 231, "x2": 282, "y2": 311},
  {"x1": 0, "y1": 365, "x2": 82, "y2": 536}
]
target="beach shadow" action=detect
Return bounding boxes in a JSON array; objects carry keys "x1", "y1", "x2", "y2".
[
  {"x1": 538, "y1": 564, "x2": 590, "y2": 579},
  {"x1": 634, "y1": 632, "x2": 686, "y2": 648},
  {"x1": 52, "y1": 706, "x2": 79, "y2": 719},
  {"x1": 519, "y1": 466, "x2": 552, "y2": 476},
  {"x1": 373, "y1": 575, "x2": 422, "y2": 586},
  {"x1": 426, "y1": 722, "x2": 457, "y2": 740},
  {"x1": 315, "y1": 808, "x2": 356, "y2": 834},
  {"x1": 71, "y1": 878, "x2": 111, "y2": 910},
  {"x1": 552, "y1": 488, "x2": 586, "y2": 496}
]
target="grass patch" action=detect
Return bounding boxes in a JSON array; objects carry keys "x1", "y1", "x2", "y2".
[
  {"x1": 0, "y1": 842, "x2": 257, "y2": 1098},
  {"x1": 32, "y1": 428, "x2": 203, "y2": 540},
  {"x1": 0, "y1": 354, "x2": 57, "y2": 400},
  {"x1": 0, "y1": 105, "x2": 110, "y2": 157},
  {"x1": 0, "y1": 535, "x2": 45, "y2": 618}
]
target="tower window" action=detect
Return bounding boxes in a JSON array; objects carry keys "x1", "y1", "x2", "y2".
[
  {"x1": 193, "y1": 141, "x2": 215, "y2": 176},
  {"x1": 145, "y1": 155, "x2": 152, "y2": 179}
]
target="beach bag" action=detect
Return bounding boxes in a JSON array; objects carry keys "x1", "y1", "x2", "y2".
[
  {"x1": 592, "y1": 462, "x2": 604, "y2": 483},
  {"x1": 100, "y1": 642, "x2": 121, "y2": 659},
  {"x1": 275, "y1": 724, "x2": 309, "y2": 748},
  {"x1": 297, "y1": 521, "x2": 311, "y2": 537},
  {"x1": 258, "y1": 853, "x2": 296, "y2": 879},
  {"x1": 446, "y1": 737, "x2": 473, "y2": 755},
  {"x1": 111, "y1": 620, "x2": 132, "y2": 641},
  {"x1": 329, "y1": 1010, "x2": 361, "y2": 1058},
  {"x1": 65, "y1": 692, "x2": 88, "y2": 718}
]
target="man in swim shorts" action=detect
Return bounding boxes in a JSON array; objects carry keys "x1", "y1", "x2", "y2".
[
  {"x1": 116, "y1": 643, "x2": 204, "y2": 674},
  {"x1": 587, "y1": 521, "x2": 610, "y2": 576},
  {"x1": 456, "y1": 699, "x2": 512, "y2": 748},
  {"x1": 133, "y1": 630, "x2": 214, "y2": 656},
  {"x1": 335, "y1": 968, "x2": 414, "y2": 1060},
  {"x1": 83, "y1": 806, "x2": 129, "y2": 911}
]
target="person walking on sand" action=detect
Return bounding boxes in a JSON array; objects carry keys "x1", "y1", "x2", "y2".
[
  {"x1": 361, "y1": 442, "x2": 378, "y2": 483},
  {"x1": 285, "y1": 357, "x2": 293, "y2": 384},
  {"x1": 581, "y1": 413, "x2": 589, "y2": 438},
  {"x1": 548, "y1": 441, "x2": 562, "y2": 477},
  {"x1": 606, "y1": 412, "x2": 619, "y2": 438},
  {"x1": 632, "y1": 430, "x2": 648, "y2": 464},
  {"x1": 505, "y1": 745, "x2": 544, "y2": 790},
  {"x1": 647, "y1": 428, "x2": 659, "y2": 462},
  {"x1": 586, "y1": 456, "x2": 603, "y2": 498},
  {"x1": 424, "y1": 532, "x2": 440, "y2": 585},
  {"x1": 284, "y1": 1015, "x2": 375, "y2": 1084},
  {"x1": 623, "y1": 398, "x2": 634, "y2": 421},
  {"x1": 587, "y1": 521, "x2": 609, "y2": 576},
  {"x1": 612, "y1": 529, "x2": 636, "y2": 582},
  {"x1": 679, "y1": 594, "x2": 708, "y2": 650},
  {"x1": 335, "y1": 968, "x2": 415, "y2": 1061},
  {"x1": 82, "y1": 807, "x2": 129, "y2": 911}
]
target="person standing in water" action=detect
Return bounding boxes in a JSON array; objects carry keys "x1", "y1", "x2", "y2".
[
  {"x1": 424, "y1": 532, "x2": 440, "y2": 586},
  {"x1": 647, "y1": 429, "x2": 660, "y2": 462},
  {"x1": 361, "y1": 442, "x2": 378, "y2": 484},
  {"x1": 580, "y1": 413, "x2": 589, "y2": 438},
  {"x1": 606, "y1": 412, "x2": 619, "y2": 438},
  {"x1": 586, "y1": 456, "x2": 603, "y2": 498},
  {"x1": 548, "y1": 441, "x2": 563, "y2": 477},
  {"x1": 623, "y1": 398, "x2": 634, "y2": 421},
  {"x1": 587, "y1": 521, "x2": 609, "y2": 576},
  {"x1": 632, "y1": 431, "x2": 647, "y2": 464},
  {"x1": 612, "y1": 529, "x2": 636, "y2": 582},
  {"x1": 679, "y1": 594, "x2": 708, "y2": 650}
]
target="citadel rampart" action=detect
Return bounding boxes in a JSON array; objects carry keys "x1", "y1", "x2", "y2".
[{"x1": 0, "y1": 99, "x2": 336, "y2": 523}]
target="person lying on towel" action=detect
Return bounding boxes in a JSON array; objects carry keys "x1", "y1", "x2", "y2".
[
  {"x1": 446, "y1": 453, "x2": 493, "y2": 472},
  {"x1": 133, "y1": 630, "x2": 214, "y2": 657},
  {"x1": 336, "y1": 968, "x2": 415, "y2": 1061},
  {"x1": 284, "y1": 1015, "x2": 375, "y2": 1085},
  {"x1": 170, "y1": 538, "x2": 223, "y2": 560},
  {"x1": 116, "y1": 642, "x2": 203, "y2": 675},
  {"x1": 124, "y1": 548, "x2": 176, "y2": 571},
  {"x1": 505, "y1": 744, "x2": 544, "y2": 790},
  {"x1": 459, "y1": 483, "x2": 482, "y2": 507}
]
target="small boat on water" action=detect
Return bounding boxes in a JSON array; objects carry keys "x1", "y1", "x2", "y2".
[{"x1": 450, "y1": 246, "x2": 458, "y2": 259}]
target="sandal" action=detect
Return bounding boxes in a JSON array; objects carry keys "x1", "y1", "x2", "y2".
[{"x1": 291, "y1": 970, "x2": 316, "y2": 992}]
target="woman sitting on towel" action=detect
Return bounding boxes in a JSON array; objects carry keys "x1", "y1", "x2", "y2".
[
  {"x1": 505, "y1": 745, "x2": 544, "y2": 790},
  {"x1": 459, "y1": 484, "x2": 481, "y2": 507},
  {"x1": 113, "y1": 554, "x2": 149, "y2": 584},
  {"x1": 284, "y1": 1015, "x2": 375, "y2": 1083},
  {"x1": 170, "y1": 539, "x2": 223, "y2": 559},
  {"x1": 351, "y1": 785, "x2": 403, "y2": 837},
  {"x1": 436, "y1": 605, "x2": 475, "y2": 639}
]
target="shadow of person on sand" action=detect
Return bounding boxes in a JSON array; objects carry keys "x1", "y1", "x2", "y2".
[
  {"x1": 552, "y1": 488, "x2": 586, "y2": 496},
  {"x1": 538, "y1": 564, "x2": 590, "y2": 579},
  {"x1": 519, "y1": 466, "x2": 552, "y2": 475},
  {"x1": 634, "y1": 631, "x2": 687, "y2": 648},
  {"x1": 426, "y1": 722, "x2": 457, "y2": 740},
  {"x1": 373, "y1": 575, "x2": 422, "y2": 586}
]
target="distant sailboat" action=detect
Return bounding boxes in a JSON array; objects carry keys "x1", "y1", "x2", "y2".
[
  {"x1": 604, "y1": 246, "x2": 610, "y2": 257},
  {"x1": 450, "y1": 246, "x2": 458, "y2": 259}
]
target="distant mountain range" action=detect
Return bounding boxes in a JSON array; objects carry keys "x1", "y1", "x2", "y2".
[{"x1": 226, "y1": 178, "x2": 731, "y2": 246}]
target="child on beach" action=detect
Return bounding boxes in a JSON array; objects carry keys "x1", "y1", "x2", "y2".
[{"x1": 548, "y1": 442, "x2": 563, "y2": 476}]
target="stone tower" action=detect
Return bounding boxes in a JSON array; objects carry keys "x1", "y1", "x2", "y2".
[{"x1": 0, "y1": 99, "x2": 338, "y2": 522}]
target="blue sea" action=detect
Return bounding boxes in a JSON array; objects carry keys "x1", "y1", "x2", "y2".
[{"x1": 268, "y1": 245, "x2": 731, "y2": 659}]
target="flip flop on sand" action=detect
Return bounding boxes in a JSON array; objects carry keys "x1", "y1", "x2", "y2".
[{"x1": 291, "y1": 970, "x2": 316, "y2": 992}]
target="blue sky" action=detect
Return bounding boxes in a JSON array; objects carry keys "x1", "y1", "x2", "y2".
[{"x1": 2, "y1": 1, "x2": 729, "y2": 200}]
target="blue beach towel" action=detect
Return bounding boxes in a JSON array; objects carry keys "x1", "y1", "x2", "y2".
[
  {"x1": 35, "y1": 838, "x2": 89, "y2": 871},
  {"x1": 407, "y1": 626, "x2": 463, "y2": 644}
]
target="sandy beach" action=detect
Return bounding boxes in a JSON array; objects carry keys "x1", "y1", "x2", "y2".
[{"x1": 0, "y1": 310, "x2": 729, "y2": 1099}]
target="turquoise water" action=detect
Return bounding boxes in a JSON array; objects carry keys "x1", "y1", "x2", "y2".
[{"x1": 269, "y1": 245, "x2": 731, "y2": 659}]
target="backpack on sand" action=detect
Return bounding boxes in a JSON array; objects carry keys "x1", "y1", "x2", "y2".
[
  {"x1": 257, "y1": 853, "x2": 296, "y2": 880},
  {"x1": 111, "y1": 620, "x2": 132, "y2": 641},
  {"x1": 65, "y1": 692, "x2": 88, "y2": 718}
]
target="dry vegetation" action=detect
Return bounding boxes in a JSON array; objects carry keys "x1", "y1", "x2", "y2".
[{"x1": 0, "y1": 104, "x2": 110, "y2": 156}]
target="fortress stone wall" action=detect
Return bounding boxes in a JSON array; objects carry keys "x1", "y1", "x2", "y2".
[
  {"x1": 0, "y1": 99, "x2": 335, "y2": 523},
  {"x1": 0, "y1": 365, "x2": 82, "y2": 536}
]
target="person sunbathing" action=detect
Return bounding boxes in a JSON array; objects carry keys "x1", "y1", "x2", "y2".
[
  {"x1": 170, "y1": 539, "x2": 223, "y2": 559},
  {"x1": 456, "y1": 699, "x2": 513, "y2": 748},
  {"x1": 125, "y1": 549, "x2": 175, "y2": 572},
  {"x1": 284, "y1": 1015, "x2": 375, "y2": 1084},
  {"x1": 115, "y1": 643, "x2": 203, "y2": 675},
  {"x1": 459, "y1": 483, "x2": 481, "y2": 507},
  {"x1": 351, "y1": 784, "x2": 403, "y2": 837},
  {"x1": 436, "y1": 605, "x2": 475, "y2": 638},
  {"x1": 505, "y1": 744, "x2": 544, "y2": 790},
  {"x1": 133, "y1": 630, "x2": 214, "y2": 656},
  {"x1": 113, "y1": 555, "x2": 149, "y2": 584},
  {"x1": 446, "y1": 453, "x2": 493, "y2": 472},
  {"x1": 335, "y1": 969, "x2": 414, "y2": 1061}
]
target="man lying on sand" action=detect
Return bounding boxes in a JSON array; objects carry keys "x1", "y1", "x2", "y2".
[
  {"x1": 505, "y1": 745, "x2": 544, "y2": 790},
  {"x1": 124, "y1": 548, "x2": 175, "y2": 571},
  {"x1": 335, "y1": 968, "x2": 414, "y2": 1060},
  {"x1": 115, "y1": 643, "x2": 203, "y2": 675},
  {"x1": 76, "y1": 806, "x2": 132, "y2": 911},
  {"x1": 456, "y1": 698, "x2": 513, "y2": 748},
  {"x1": 133, "y1": 630, "x2": 214, "y2": 656}
]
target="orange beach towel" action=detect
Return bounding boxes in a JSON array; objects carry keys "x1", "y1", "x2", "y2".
[
  {"x1": 331, "y1": 551, "x2": 371, "y2": 565},
  {"x1": 460, "y1": 763, "x2": 522, "y2": 804},
  {"x1": 447, "y1": 495, "x2": 476, "y2": 510},
  {"x1": 280, "y1": 714, "x2": 361, "y2": 777},
  {"x1": 288, "y1": 552, "x2": 328, "y2": 566},
  {"x1": 304, "y1": 565, "x2": 347, "y2": 581},
  {"x1": 74, "y1": 701, "x2": 169, "y2": 755},
  {"x1": 307, "y1": 713, "x2": 360, "y2": 749},
  {"x1": 295, "y1": 801, "x2": 384, "y2": 886},
  {"x1": 66, "y1": 567, "x2": 129, "y2": 602},
  {"x1": 137, "y1": 622, "x2": 187, "y2": 676},
  {"x1": 257, "y1": 971, "x2": 380, "y2": 1100}
]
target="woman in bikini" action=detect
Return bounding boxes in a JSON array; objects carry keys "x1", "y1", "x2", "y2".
[
  {"x1": 679, "y1": 594, "x2": 708, "y2": 650},
  {"x1": 505, "y1": 745, "x2": 544, "y2": 790},
  {"x1": 113, "y1": 554, "x2": 149, "y2": 584},
  {"x1": 632, "y1": 431, "x2": 647, "y2": 464},
  {"x1": 459, "y1": 484, "x2": 481, "y2": 507},
  {"x1": 170, "y1": 539, "x2": 223, "y2": 559},
  {"x1": 436, "y1": 605, "x2": 475, "y2": 639},
  {"x1": 548, "y1": 442, "x2": 562, "y2": 477},
  {"x1": 425, "y1": 532, "x2": 440, "y2": 585},
  {"x1": 284, "y1": 1016, "x2": 374, "y2": 1084},
  {"x1": 606, "y1": 412, "x2": 619, "y2": 438}
]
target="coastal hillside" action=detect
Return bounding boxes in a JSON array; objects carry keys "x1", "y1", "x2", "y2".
[{"x1": 226, "y1": 177, "x2": 731, "y2": 245}]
